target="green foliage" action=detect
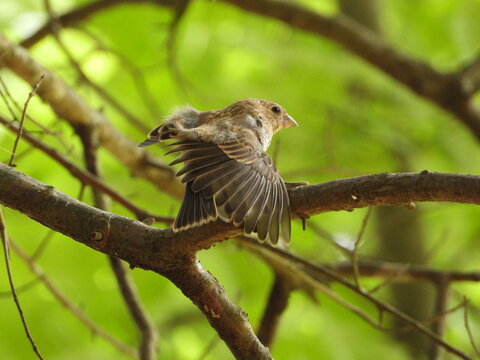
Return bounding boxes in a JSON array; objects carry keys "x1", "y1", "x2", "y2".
[{"x1": 1, "y1": 0, "x2": 479, "y2": 359}]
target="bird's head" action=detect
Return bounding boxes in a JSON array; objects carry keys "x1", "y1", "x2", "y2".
[
  {"x1": 225, "y1": 98, "x2": 297, "y2": 134},
  {"x1": 257, "y1": 99, "x2": 297, "y2": 133}
]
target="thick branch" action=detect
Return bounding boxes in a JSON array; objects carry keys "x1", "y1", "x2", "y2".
[
  {"x1": 1, "y1": 164, "x2": 479, "y2": 271},
  {"x1": 165, "y1": 261, "x2": 272, "y2": 360},
  {"x1": 0, "y1": 33, "x2": 183, "y2": 199},
  {"x1": 219, "y1": 0, "x2": 480, "y2": 140}
]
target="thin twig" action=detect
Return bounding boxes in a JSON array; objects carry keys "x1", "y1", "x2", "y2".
[
  {"x1": 0, "y1": 80, "x2": 19, "y2": 121},
  {"x1": 395, "y1": 301, "x2": 465, "y2": 335},
  {"x1": 0, "y1": 75, "x2": 61, "y2": 137},
  {"x1": 367, "y1": 262, "x2": 412, "y2": 294},
  {"x1": 304, "y1": 259, "x2": 470, "y2": 359},
  {"x1": 309, "y1": 222, "x2": 354, "y2": 258},
  {"x1": 31, "y1": 230, "x2": 55, "y2": 261},
  {"x1": 8, "y1": 74, "x2": 45, "y2": 167},
  {"x1": 0, "y1": 277, "x2": 40, "y2": 298},
  {"x1": 331, "y1": 261, "x2": 480, "y2": 283},
  {"x1": 0, "y1": 209, "x2": 44, "y2": 359},
  {"x1": 21, "y1": 0, "x2": 175, "y2": 49}
]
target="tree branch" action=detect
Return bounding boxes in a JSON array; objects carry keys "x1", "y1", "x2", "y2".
[
  {"x1": 289, "y1": 171, "x2": 480, "y2": 217},
  {"x1": 165, "y1": 261, "x2": 273, "y2": 360},
  {"x1": 1, "y1": 165, "x2": 479, "y2": 268}
]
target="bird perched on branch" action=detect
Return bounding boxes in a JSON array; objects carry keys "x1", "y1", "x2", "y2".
[{"x1": 139, "y1": 99, "x2": 297, "y2": 246}]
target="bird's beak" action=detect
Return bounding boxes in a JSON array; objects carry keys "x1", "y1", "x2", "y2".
[{"x1": 283, "y1": 115, "x2": 298, "y2": 128}]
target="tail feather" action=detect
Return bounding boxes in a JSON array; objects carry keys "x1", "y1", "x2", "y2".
[{"x1": 173, "y1": 182, "x2": 217, "y2": 231}]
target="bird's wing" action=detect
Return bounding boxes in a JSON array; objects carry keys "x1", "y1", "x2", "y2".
[{"x1": 167, "y1": 140, "x2": 291, "y2": 245}]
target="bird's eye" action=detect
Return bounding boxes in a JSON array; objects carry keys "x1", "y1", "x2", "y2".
[
  {"x1": 271, "y1": 106, "x2": 281, "y2": 113},
  {"x1": 256, "y1": 119, "x2": 263, "y2": 127}
]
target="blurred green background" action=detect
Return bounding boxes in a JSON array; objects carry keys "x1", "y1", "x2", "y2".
[{"x1": 1, "y1": 0, "x2": 480, "y2": 359}]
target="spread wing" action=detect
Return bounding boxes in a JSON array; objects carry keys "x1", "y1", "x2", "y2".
[{"x1": 167, "y1": 140, "x2": 291, "y2": 246}]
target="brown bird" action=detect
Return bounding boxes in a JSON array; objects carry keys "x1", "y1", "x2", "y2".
[{"x1": 139, "y1": 98, "x2": 297, "y2": 246}]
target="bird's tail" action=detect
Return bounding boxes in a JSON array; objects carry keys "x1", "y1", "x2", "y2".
[
  {"x1": 172, "y1": 182, "x2": 218, "y2": 231},
  {"x1": 138, "y1": 123, "x2": 177, "y2": 147}
]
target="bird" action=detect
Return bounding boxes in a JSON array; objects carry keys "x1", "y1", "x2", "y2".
[{"x1": 138, "y1": 98, "x2": 297, "y2": 246}]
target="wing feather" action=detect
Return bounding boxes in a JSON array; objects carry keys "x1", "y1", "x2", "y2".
[
  {"x1": 257, "y1": 182, "x2": 277, "y2": 241},
  {"x1": 244, "y1": 179, "x2": 270, "y2": 235},
  {"x1": 168, "y1": 139, "x2": 291, "y2": 245}
]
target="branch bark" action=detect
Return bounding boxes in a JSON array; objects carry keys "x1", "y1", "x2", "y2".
[
  {"x1": 289, "y1": 171, "x2": 480, "y2": 217},
  {"x1": 165, "y1": 262, "x2": 273, "y2": 360}
]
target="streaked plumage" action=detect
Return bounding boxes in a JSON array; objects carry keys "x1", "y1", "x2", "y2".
[{"x1": 139, "y1": 99, "x2": 297, "y2": 246}]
